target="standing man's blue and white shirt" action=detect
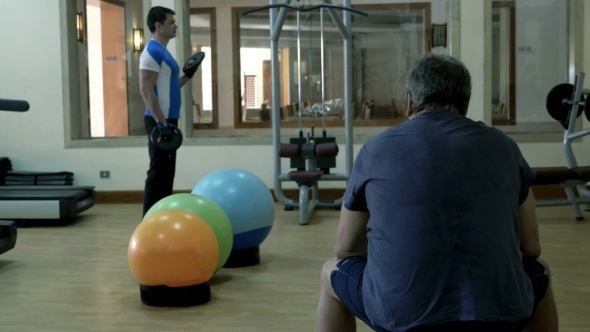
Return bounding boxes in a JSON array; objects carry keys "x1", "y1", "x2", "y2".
[{"x1": 139, "y1": 39, "x2": 181, "y2": 120}]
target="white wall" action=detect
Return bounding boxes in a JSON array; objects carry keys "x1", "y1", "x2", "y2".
[{"x1": 0, "y1": 0, "x2": 588, "y2": 195}]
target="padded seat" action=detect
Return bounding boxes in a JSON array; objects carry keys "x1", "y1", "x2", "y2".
[
  {"x1": 532, "y1": 166, "x2": 590, "y2": 221},
  {"x1": 531, "y1": 167, "x2": 579, "y2": 186},
  {"x1": 288, "y1": 170, "x2": 324, "y2": 187},
  {"x1": 573, "y1": 166, "x2": 590, "y2": 181}
]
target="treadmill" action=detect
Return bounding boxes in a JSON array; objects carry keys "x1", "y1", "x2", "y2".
[
  {"x1": 0, "y1": 220, "x2": 16, "y2": 255},
  {"x1": 0, "y1": 186, "x2": 96, "y2": 221},
  {"x1": 0, "y1": 98, "x2": 96, "y2": 232}
]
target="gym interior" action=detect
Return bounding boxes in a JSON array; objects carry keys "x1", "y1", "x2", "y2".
[{"x1": 1, "y1": 0, "x2": 589, "y2": 331}]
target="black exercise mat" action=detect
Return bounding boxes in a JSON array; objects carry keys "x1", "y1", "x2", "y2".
[
  {"x1": 5, "y1": 171, "x2": 73, "y2": 179},
  {"x1": 5, "y1": 179, "x2": 73, "y2": 184},
  {"x1": 3, "y1": 171, "x2": 74, "y2": 186},
  {"x1": 4, "y1": 181, "x2": 73, "y2": 186},
  {"x1": 5, "y1": 174, "x2": 73, "y2": 181},
  {"x1": 0, "y1": 158, "x2": 11, "y2": 185}
]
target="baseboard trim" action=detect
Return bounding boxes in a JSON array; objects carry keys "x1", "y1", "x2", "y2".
[
  {"x1": 95, "y1": 191, "x2": 148, "y2": 204},
  {"x1": 95, "y1": 186, "x2": 580, "y2": 204}
]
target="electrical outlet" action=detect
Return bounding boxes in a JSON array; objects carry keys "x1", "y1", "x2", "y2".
[{"x1": 100, "y1": 170, "x2": 110, "y2": 179}]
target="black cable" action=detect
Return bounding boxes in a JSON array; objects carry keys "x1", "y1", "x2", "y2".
[{"x1": 308, "y1": 0, "x2": 314, "y2": 109}]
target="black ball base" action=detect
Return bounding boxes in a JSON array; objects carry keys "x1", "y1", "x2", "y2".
[
  {"x1": 139, "y1": 283, "x2": 211, "y2": 307},
  {"x1": 223, "y1": 246, "x2": 260, "y2": 268}
]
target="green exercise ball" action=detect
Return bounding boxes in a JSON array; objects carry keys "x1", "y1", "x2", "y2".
[{"x1": 144, "y1": 193, "x2": 233, "y2": 271}]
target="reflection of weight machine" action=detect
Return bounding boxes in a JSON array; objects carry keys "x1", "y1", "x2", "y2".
[
  {"x1": 243, "y1": 1, "x2": 367, "y2": 225},
  {"x1": 533, "y1": 72, "x2": 590, "y2": 220}
]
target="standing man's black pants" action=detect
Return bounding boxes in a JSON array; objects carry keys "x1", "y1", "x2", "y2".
[{"x1": 143, "y1": 116, "x2": 178, "y2": 218}]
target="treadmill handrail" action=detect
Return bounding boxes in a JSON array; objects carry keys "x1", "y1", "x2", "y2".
[{"x1": 0, "y1": 98, "x2": 30, "y2": 112}]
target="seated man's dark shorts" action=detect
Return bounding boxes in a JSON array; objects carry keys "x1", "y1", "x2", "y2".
[{"x1": 330, "y1": 256, "x2": 548, "y2": 332}]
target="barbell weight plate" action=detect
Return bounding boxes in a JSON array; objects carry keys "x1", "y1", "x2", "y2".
[
  {"x1": 585, "y1": 93, "x2": 590, "y2": 123},
  {"x1": 150, "y1": 126, "x2": 183, "y2": 151},
  {"x1": 183, "y1": 52, "x2": 206, "y2": 73},
  {"x1": 546, "y1": 83, "x2": 584, "y2": 129}
]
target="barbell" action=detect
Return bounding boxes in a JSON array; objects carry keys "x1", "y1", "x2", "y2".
[{"x1": 545, "y1": 83, "x2": 587, "y2": 129}]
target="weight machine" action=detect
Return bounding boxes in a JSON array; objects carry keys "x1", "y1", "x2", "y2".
[
  {"x1": 534, "y1": 72, "x2": 590, "y2": 220},
  {"x1": 242, "y1": 1, "x2": 367, "y2": 225}
]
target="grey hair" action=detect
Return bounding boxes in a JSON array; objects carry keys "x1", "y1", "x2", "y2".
[{"x1": 405, "y1": 54, "x2": 471, "y2": 116}]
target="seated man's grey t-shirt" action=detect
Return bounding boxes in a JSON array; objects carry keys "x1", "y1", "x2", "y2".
[{"x1": 344, "y1": 109, "x2": 536, "y2": 331}]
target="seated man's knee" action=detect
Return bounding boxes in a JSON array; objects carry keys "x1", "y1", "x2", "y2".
[
  {"x1": 321, "y1": 257, "x2": 339, "y2": 291},
  {"x1": 535, "y1": 257, "x2": 551, "y2": 277}
]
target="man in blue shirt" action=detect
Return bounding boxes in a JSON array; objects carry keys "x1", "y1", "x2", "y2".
[
  {"x1": 139, "y1": 6, "x2": 202, "y2": 217},
  {"x1": 316, "y1": 54, "x2": 558, "y2": 332}
]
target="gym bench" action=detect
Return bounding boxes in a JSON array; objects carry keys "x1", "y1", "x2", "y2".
[
  {"x1": 0, "y1": 220, "x2": 17, "y2": 255},
  {"x1": 532, "y1": 167, "x2": 590, "y2": 220},
  {"x1": 533, "y1": 72, "x2": 590, "y2": 220}
]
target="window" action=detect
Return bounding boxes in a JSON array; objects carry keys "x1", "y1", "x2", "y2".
[
  {"x1": 351, "y1": 3, "x2": 436, "y2": 124},
  {"x1": 491, "y1": 1, "x2": 515, "y2": 125},
  {"x1": 66, "y1": 1, "x2": 219, "y2": 142},
  {"x1": 76, "y1": 0, "x2": 145, "y2": 138},
  {"x1": 491, "y1": 0, "x2": 569, "y2": 133},
  {"x1": 232, "y1": 2, "x2": 445, "y2": 130},
  {"x1": 61, "y1": 1, "x2": 582, "y2": 146}
]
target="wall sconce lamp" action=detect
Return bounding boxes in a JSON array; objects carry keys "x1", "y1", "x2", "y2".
[
  {"x1": 76, "y1": 12, "x2": 84, "y2": 43},
  {"x1": 133, "y1": 28, "x2": 145, "y2": 52}
]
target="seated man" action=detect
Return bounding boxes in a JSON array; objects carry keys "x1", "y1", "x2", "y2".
[{"x1": 316, "y1": 54, "x2": 558, "y2": 332}]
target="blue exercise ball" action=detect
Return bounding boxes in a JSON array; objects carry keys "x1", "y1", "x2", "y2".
[{"x1": 192, "y1": 169, "x2": 275, "y2": 251}]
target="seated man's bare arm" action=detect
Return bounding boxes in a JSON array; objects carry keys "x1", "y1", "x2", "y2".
[
  {"x1": 334, "y1": 205, "x2": 369, "y2": 259},
  {"x1": 518, "y1": 188, "x2": 541, "y2": 258}
]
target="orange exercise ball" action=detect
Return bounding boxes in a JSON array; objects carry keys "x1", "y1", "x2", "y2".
[{"x1": 128, "y1": 209, "x2": 219, "y2": 289}]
